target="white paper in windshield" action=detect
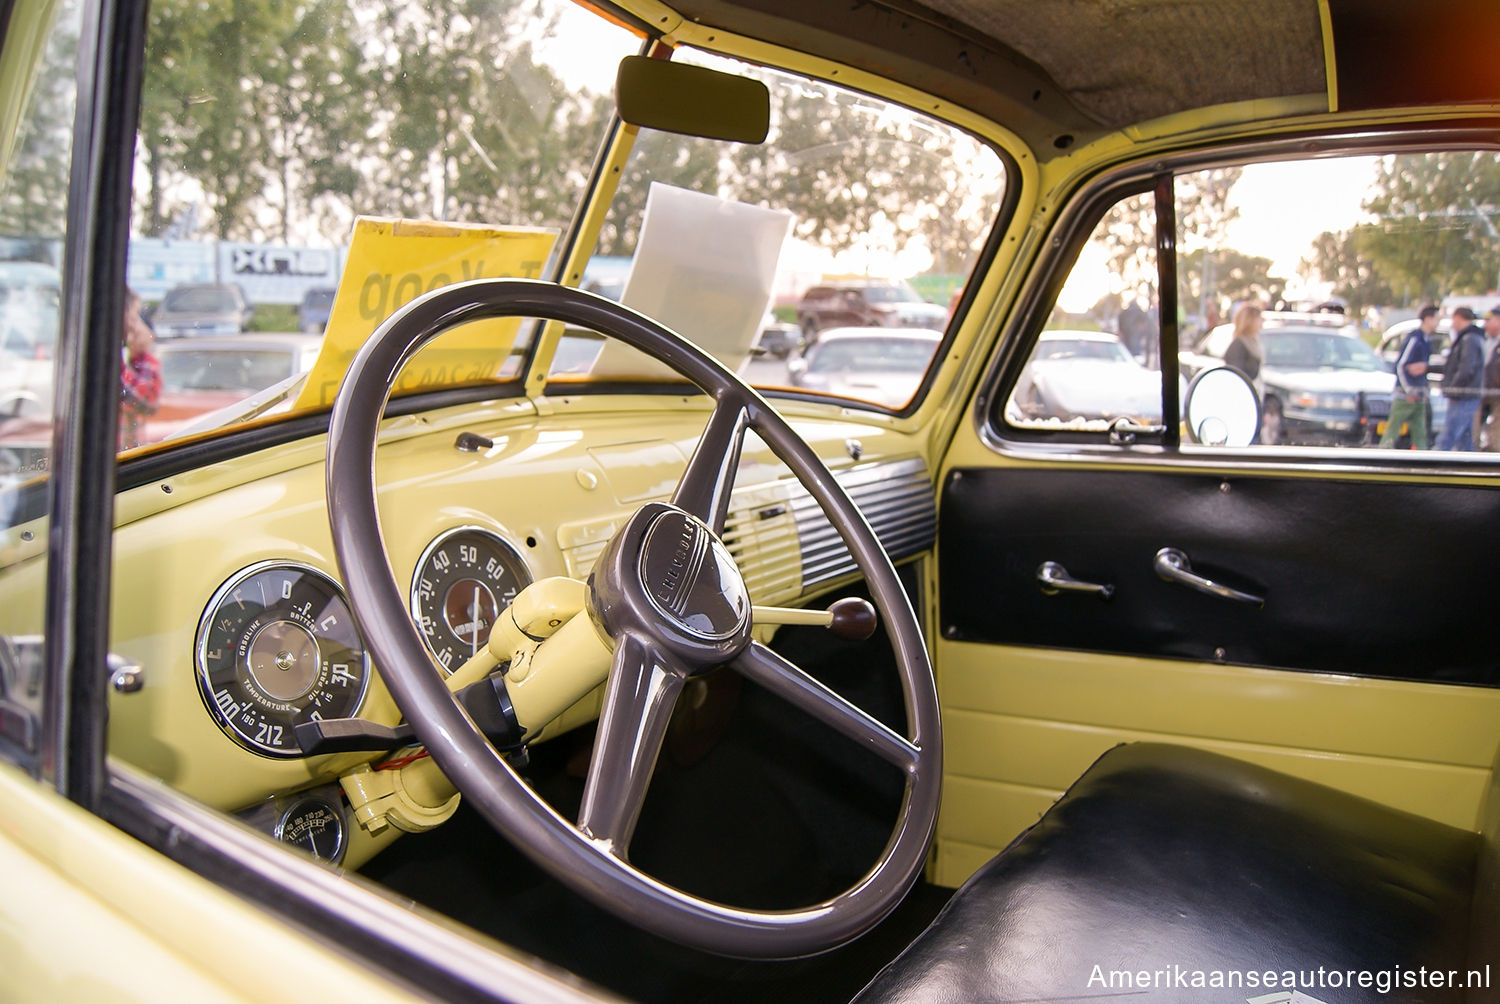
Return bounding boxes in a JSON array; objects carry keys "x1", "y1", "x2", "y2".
[{"x1": 587, "y1": 183, "x2": 792, "y2": 380}]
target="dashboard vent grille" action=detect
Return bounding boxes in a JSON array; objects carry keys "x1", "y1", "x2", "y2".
[
  {"x1": 560, "y1": 457, "x2": 935, "y2": 603},
  {"x1": 791, "y1": 457, "x2": 935, "y2": 589}
]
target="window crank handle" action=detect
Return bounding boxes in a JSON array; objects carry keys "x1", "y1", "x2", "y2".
[
  {"x1": 1153, "y1": 548, "x2": 1264, "y2": 606},
  {"x1": 1036, "y1": 561, "x2": 1114, "y2": 600}
]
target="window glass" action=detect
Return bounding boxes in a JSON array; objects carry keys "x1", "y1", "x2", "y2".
[
  {"x1": 1003, "y1": 191, "x2": 1163, "y2": 430},
  {"x1": 115, "y1": 0, "x2": 638, "y2": 450},
  {"x1": 572, "y1": 50, "x2": 1008, "y2": 410},
  {"x1": 1178, "y1": 154, "x2": 1500, "y2": 452},
  {"x1": 0, "y1": 0, "x2": 80, "y2": 763},
  {"x1": 0, "y1": 4, "x2": 74, "y2": 498}
]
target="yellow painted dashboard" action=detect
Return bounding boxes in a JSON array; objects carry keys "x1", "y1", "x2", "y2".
[{"x1": 0, "y1": 389, "x2": 934, "y2": 868}]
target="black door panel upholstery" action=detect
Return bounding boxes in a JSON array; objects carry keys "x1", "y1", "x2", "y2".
[{"x1": 939, "y1": 467, "x2": 1500, "y2": 686}]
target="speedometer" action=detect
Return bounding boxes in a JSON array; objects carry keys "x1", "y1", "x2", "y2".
[
  {"x1": 410, "y1": 527, "x2": 532, "y2": 674},
  {"x1": 196, "y1": 562, "x2": 370, "y2": 758}
]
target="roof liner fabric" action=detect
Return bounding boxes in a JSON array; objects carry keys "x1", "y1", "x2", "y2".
[{"x1": 916, "y1": 0, "x2": 1328, "y2": 128}]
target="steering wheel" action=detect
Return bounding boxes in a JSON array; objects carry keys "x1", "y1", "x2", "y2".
[{"x1": 326, "y1": 279, "x2": 941, "y2": 958}]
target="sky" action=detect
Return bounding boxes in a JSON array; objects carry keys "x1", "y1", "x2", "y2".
[
  {"x1": 1224, "y1": 156, "x2": 1379, "y2": 284},
  {"x1": 1059, "y1": 156, "x2": 1381, "y2": 313}
]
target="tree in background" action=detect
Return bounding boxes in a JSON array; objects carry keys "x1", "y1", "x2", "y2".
[
  {"x1": 1358, "y1": 151, "x2": 1500, "y2": 303},
  {"x1": 0, "y1": 9, "x2": 77, "y2": 240},
  {"x1": 1178, "y1": 248, "x2": 1283, "y2": 317},
  {"x1": 133, "y1": 0, "x2": 612, "y2": 245},
  {"x1": 1303, "y1": 227, "x2": 1394, "y2": 317},
  {"x1": 1096, "y1": 191, "x2": 1157, "y2": 304}
]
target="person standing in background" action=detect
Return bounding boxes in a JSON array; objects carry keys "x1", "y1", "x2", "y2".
[
  {"x1": 1477, "y1": 307, "x2": 1500, "y2": 450},
  {"x1": 1380, "y1": 305, "x2": 1435, "y2": 450},
  {"x1": 1438, "y1": 305, "x2": 1484, "y2": 451},
  {"x1": 1223, "y1": 301, "x2": 1263, "y2": 388},
  {"x1": 119, "y1": 286, "x2": 160, "y2": 450}
]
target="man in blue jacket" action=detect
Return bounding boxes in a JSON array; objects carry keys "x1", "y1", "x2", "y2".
[
  {"x1": 1438, "y1": 305, "x2": 1485, "y2": 451},
  {"x1": 1379, "y1": 305, "x2": 1436, "y2": 450}
]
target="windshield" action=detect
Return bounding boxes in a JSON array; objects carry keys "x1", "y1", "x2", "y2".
[
  {"x1": 565, "y1": 49, "x2": 1007, "y2": 403},
  {"x1": 863, "y1": 285, "x2": 922, "y2": 304},
  {"x1": 0, "y1": 0, "x2": 1007, "y2": 479},
  {"x1": 1264, "y1": 331, "x2": 1387, "y2": 371},
  {"x1": 161, "y1": 349, "x2": 299, "y2": 392},
  {"x1": 161, "y1": 287, "x2": 238, "y2": 313},
  {"x1": 1036, "y1": 338, "x2": 1132, "y2": 363},
  {"x1": 807, "y1": 337, "x2": 938, "y2": 374}
]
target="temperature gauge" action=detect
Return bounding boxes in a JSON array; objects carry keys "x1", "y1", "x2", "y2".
[{"x1": 196, "y1": 562, "x2": 370, "y2": 758}]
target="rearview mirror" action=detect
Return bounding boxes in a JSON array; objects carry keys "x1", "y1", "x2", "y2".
[{"x1": 616, "y1": 55, "x2": 770, "y2": 144}]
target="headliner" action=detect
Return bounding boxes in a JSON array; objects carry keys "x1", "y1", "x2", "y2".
[{"x1": 665, "y1": 0, "x2": 1500, "y2": 155}]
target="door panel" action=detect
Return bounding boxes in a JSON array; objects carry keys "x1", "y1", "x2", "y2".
[
  {"x1": 931, "y1": 630, "x2": 1500, "y2": 887},
  {"x1": 940, "y1": 466, "x2": 1500, "y2": 684}
]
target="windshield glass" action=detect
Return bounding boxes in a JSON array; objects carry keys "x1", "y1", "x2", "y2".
[
  {"x1": 807, "y1": 337, "x2": 938, "y2": 374},
  {"x1": 1036, "y1": 338, "x2": 1132, "y2": 363},
  {"x1": 561, "y1": 49, "x2": 1008, "y2": 408},
  {"x1": 1264, "y1": 331, "x2": 1387, "y2": 371},
  {"x1": 108, "y1": 0, "x2": 641, "y2": 454},
  {"x1": 161, "y1": 349, "x2": 299, "y2": 392},
  {"x1": 160, "y1": 287, "x2": 239, "y2": 313},
  {"x1": 2, "y1": 0, "x2": 1008, "y2": 481}
]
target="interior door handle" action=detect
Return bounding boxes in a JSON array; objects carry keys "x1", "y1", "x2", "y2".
[
  {"x1": 1153, "y1": 548, "x2": 1263, "y2": 606},
  {"x1": 1036, "y1": 561, "x2": 1114, "y2": 600}
]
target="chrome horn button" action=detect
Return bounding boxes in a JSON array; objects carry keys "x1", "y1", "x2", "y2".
[{"x1": 637, "y1": 509, "x2": 750, "y2": 642}]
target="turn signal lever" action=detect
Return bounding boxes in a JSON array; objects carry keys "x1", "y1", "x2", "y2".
[{"x1": 751, "y1": 597, "x2": 878, "y2": 641}]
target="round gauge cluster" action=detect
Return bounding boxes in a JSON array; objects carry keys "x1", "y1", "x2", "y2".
[
  {"x1": 410, "y1": 527, "x2": 533, "y2": 673},
  {"x1": 196, "y1": 562, "x2": 370, "y2": 758}
]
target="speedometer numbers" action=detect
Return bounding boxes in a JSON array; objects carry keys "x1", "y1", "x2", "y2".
[
  {"x1": 410, "y1": 527, "x2": 533, "y2": 674},
  {"x1": 196, "y1": 562, "x2": 370, "y2": 758}
]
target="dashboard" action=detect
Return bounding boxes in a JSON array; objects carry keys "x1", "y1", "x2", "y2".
[{"x1": 0, "y1": 391, "x2": 936, "y2": 869}]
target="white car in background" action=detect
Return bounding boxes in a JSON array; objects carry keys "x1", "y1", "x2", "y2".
[
  {"x1": 786, "y1": 326, "x2": 941, "y2": 407},
  {"x1": 0, "y1": 260, "x2": 60, "y2": 418},
  {"x1": 1012, "y1": 329, "x2": 1174, "y2": 424}
]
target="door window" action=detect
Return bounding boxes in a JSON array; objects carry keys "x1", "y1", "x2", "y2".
[
  {"x1": 1001, "y1": 150, "x2": 1500, "y2": 455},
  {"x1": 1004, "y1": 191, "x2": 1161, "y2": 431},
  {"x1": 0, "y1": 0, "x2": 79, "y2": 769}
]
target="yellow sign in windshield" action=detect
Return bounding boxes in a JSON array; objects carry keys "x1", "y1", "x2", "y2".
[{"x1": 295, "y1": 217, "x2": 556, "y2": 410}]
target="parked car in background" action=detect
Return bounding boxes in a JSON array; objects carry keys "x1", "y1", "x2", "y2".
[
  {"x1": 787, "y1": 326, "x2": 940, "y2": 406},
  {"x1": 1196, "y1": 324, "x2": 1394, "y2": 445},
  {"x1": 0, "y1": 260, "x2": 60, "y2": 418},
  {"x1": 753, "y1": 310, "x2": 802, "y2": 358},
  {"x1": 1010, "y1": 330, "x2": 1175, "y2": 425},
  {"x1": 297, "y1": 286, "x2": 336, "y2": 333},
  {"x1": 145, "y1": 333, "x2": 322, "y2": 442},
  {"x1": 1377, "y1": 317, "x2": 1452, "y2": 376},
  {"x1": 151, "y1": 282, "x2": 253, "y2": 337},
  {"x1": 795, "y1": 280, "x2": 946, "y2": 342}
]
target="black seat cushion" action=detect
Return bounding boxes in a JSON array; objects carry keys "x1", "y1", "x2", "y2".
[{"x1": 857, "y1": 744, "x2": 1481, "y2": 1003}]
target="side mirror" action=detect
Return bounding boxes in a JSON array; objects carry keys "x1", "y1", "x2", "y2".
[
  {"x1": 616, "y1": 55, "x2": 770, "y2": 144},
  {"x1": 787, "y1": 357, "x2": 807, "y2": 378},
  {"x1": 1183, "y1": 366, "x2": 1260, "y2": 447}
]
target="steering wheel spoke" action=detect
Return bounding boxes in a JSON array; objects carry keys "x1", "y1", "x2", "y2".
[
  {"x1": 577, "y1": 632, "x2": 685, "y2": 857},
  {"x1": 671, "y1": 400, "x2": 749, "y2": 534},
  {"x1": 732, "y1": 640, "x2": 920, "y2": 771}
]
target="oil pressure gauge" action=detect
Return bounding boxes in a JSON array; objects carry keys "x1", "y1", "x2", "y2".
[
  {"x1": 196, "y1": 562, "x2": 370, "y2": 758},
  {"x1": 410, "y1": 527, "x2": 533, "y2": 674}
]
